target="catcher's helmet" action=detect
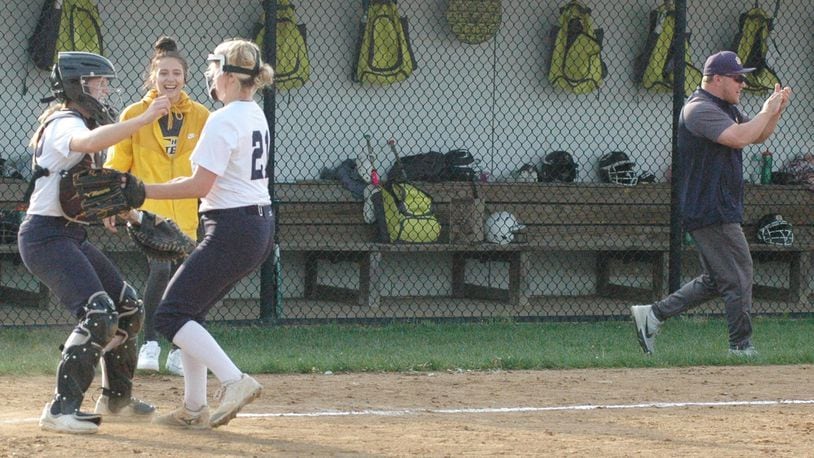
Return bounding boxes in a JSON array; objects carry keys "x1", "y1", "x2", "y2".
[
  {"x1": 538, "y1": 151, "x2": 577, "y2": 182},
  {"x1": 599, "y1": 151, "x2": 638, "y2": 185},
  {"x1": 50, "y1": 52, "x2": 119, "y2": 126},
  {"x1": 756, "y1": 214, "x2": 793, "y2": 247},
  {"x1": 485, "y1": 211, "x2": 526, "y2": 245}
]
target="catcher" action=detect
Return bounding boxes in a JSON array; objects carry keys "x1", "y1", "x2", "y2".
[{"x1": 19, "y1": 51, "x2": 170, "y2": 434}]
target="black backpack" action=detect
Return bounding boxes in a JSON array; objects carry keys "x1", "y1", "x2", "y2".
[
  {"x1": 387, "y1": 151, "x2": 447, "y2": 182},
  {"x1": 442, "y1": 149, "x2": 479, "y2": 181},
  {"x1": 386, "y1": 149, "x2": 480, "y2": 182}
]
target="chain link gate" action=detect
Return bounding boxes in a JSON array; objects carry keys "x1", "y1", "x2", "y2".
[{"x1": 1, "y1": 0, "x2": 811, "y2": 326}]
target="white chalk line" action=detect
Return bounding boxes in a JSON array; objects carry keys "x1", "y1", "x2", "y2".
[
  {"x1": 238, "y1": 399, "x2": 814, "y2": 418},
  {"x1": 3, "y1": 399, "x2": 812, "y2": 425}
]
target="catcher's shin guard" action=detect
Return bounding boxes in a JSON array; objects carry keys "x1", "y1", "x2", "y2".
[
  {"x1": 52, "y1": 292, "x2": 118, "y2": 415},
  {"x1": 100, "y1": 283, "x2": 144, "y2": 408}
]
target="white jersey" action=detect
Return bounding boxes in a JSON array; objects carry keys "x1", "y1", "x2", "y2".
[
  {"x1": 191, "y1": 100, "x2": 271, "y2": 212},
  {"x1": 26, "y1": 114, "x2": 92, "y2": 217}
]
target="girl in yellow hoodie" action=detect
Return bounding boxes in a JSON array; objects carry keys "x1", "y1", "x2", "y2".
[{"x1": 105, "y1": 36, "x2": 209, "y2": 376}]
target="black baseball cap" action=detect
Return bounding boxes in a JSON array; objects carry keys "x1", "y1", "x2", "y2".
[{"x1": 702, "y1": 51, "x2": 755, "y2": 76}]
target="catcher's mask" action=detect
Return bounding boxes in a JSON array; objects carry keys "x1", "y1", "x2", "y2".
[
  {"x1": 205, "y1": 49, "x2": 260, "y2": 102},
  {"x1": 49, "y1": 52, "x2": 121, "y2": 126},
  {"x1": 599, "y1": 151, "x2": 638, "y2": 186},
  {"x1": 756, "y1": 214, "x2": 794, "y2": 247}
]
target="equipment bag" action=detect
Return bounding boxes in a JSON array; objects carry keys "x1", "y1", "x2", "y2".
[
  {"x1": 387, "y1": 151, "x2": 447, "y2": 182},
  {"x1": 731, "y1": 2, "x2": 781, "y2": 93},
  {"x1": 445, "y1": 0, "x2": 502, "y2": 45},
  {"x1": 635, "y1": 1, "x2": 702, "y2": 96},
  {"x1": 380, "y1": 181, "x2": 441, "y2": 243},
  {"x1": 28, "y1": 0, "x2": 104, "y2": 71},
  {"x1": 353, "y1": 0, "x2": 417, "y2": 85},
  {"x1": 254, "y1": 0, "x2": 310, "y2": 90},
  {"x1": 547, "y1": 0, "x2": 607, "y2": 95}
]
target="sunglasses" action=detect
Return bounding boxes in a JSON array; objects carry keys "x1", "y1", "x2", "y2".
[{"x1": 724, "y1": 74, "x2": 747, "y2": 84}]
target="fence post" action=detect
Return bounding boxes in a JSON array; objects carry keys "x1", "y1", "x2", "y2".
[
  {"x1": 668, "y1": 0, "x2": 688, "y2": 294},
  {"x1": 260, "y1": 0, "x2": 280, "y2": 322}
]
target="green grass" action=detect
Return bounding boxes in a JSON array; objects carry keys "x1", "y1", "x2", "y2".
[{"x1": 2, "y1": 316, "x2": 813, "y2": 376}]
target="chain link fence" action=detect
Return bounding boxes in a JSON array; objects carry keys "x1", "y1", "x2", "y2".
[{"x1": 1, "y1": 0, "x2": 812, "y2": 326}]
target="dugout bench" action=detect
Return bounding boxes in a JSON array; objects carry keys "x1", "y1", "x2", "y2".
[{"x1": 276, "y1": 181, "x2": 813, "y2": 310}]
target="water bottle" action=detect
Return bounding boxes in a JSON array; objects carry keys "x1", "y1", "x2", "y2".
[
  {"x1": 760, "y1": 150, "x2": 773, "y2": 184},
  {"x1": 751, "y1": 153, "x2": 762, "y2": 184}
]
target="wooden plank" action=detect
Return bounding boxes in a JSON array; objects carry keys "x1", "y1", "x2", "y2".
[
  {"x1": 745, "y1": 184, "x2": 814, "y2": 204},
  {"x1": 487, "y1": 203, "x2": 670, "y2": 226},
  {"x1": 0, "y1": 245, "x2": 20, "y2": 254},
  {"x1": 275, "y1": 181, "x2": 471, "y2": 203},
  {"x1": 0, "y1": 285, "x2": 49, "y2": 307},
  {"x1": 477, "y1": 182, "x2": 672, "y2": 205},
  {"x1": 744, "y1": 205, "x2": 813, "y2": 224},
  {"x1": 278, "y1": 201, "x2": 453, "y2": 226}
]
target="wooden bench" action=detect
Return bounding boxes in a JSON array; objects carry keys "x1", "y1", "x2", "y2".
[{"x1": 276, "y1": 181, "x2": 813, "y2": 310}]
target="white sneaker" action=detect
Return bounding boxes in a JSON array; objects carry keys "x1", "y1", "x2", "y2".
[
  {"x1": 153, "y1": 404, "x2": 210, "y2": 430},
  {"x1": 39, "y1": 402, "x2": 100, "y2": 434},
  {"x1": 631, "y1": 304, "x2": 661, "y2": 354},
  {"x1": 136, "y1": 341, "x2": 160, "y2": 372},
  {"x1": 210, "y1": 374, "x2": 263, "y2": 428},
  {"x1": 165, "y1": 348, "x2": 184, "y2": 376},
  {"x1": 729, "y1": 344, "x2": 758, "y2": 358}
]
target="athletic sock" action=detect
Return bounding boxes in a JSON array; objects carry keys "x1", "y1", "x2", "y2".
[
  {"x1": 180, "y1": 350, "x2": 208, "y2": 411},
  {"x1": 172, "y1": 321, "x2": 242, "y2": 385}
]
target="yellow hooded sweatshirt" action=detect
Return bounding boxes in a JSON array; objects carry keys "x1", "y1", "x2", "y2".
[{"x1": 106, "y1": 90, "x2": 209, "y2": 239}]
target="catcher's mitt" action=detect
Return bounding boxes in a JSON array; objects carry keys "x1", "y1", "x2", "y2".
[
  {"x1": 126, "y1": 211, "x2": 196, "y2": 261},
  {"x1": 69, "y1": 167, "x2": 146, "y2": 221}
]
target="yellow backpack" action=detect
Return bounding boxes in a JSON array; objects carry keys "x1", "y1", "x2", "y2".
[
  {"x1": 636, "y1": 1, "x2": 702, "y2": 96},
  {"x1": 353, "y1": 0, "x2": 416, "y2": 85},
  {"x1": 732, "y1": 3, "x2": 781, "y2": 93},
  {"x1": 254, "y1": 0, "x2": 310, "y2": 90},
  {"x1": 29, "y1": 0, "x2": 104, "y2": 71},
  {"x1": 547, "y1": 0, "x2": 607, "y2": 95},
  {"x1": 380, "y1": 182, "x2": 441, "y2": 243}
]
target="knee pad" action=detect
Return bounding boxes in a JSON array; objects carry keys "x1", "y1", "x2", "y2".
[
  {"x1": 115, "y1": 282, "x2": 144, "y2": 340},
  {"x1": 79, "y1": 292, "x2": 119, "y2": 345}
]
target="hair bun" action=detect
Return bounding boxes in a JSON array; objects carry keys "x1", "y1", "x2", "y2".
[{"x1": 154, "y1": 36, "x2": 178, "y2": 53}]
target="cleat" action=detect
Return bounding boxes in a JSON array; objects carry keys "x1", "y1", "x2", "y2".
[
  {"x1": 153, "y1": 404, "x2": 210, "y2": 430},
  {"x1": 631, "y1": 304, "x2": 660, "y2": 355},
  {"x1": 136, "y1": 341, "x2": 160, "y2": 372},
  {"x1": 165, "y1": 348, "x2": 184, "y2": 376},
  {"x1": 95, "y1": 395, "x2": 156, "y2": 419},
  {"x1": 209, "y1": 374, "x2": 262, "y2": 428},
  {"x1": 39, "y1": 402, "x2": 100, "y2": 434}
]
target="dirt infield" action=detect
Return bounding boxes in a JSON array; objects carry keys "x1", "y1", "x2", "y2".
[{"x1": 1, "y1": 365, "x2": 813, "y2": 456}]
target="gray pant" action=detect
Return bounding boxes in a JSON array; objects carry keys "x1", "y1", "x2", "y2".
[{"x1": 652, "y1": 223, "x2": 753, "y2": 349}]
